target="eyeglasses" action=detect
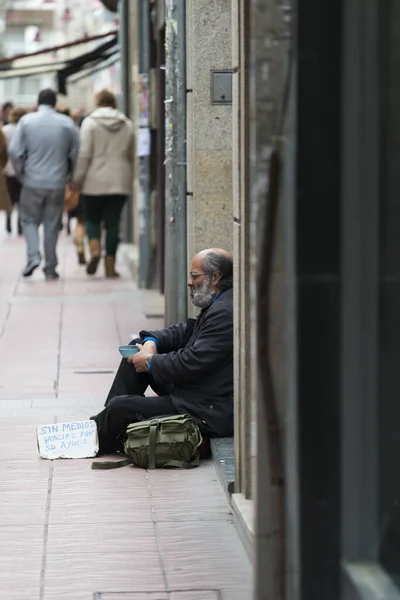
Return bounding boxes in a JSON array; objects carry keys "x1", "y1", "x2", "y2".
[{"x1": 189, "y1": 272, "x2": 205, "y2": 280}]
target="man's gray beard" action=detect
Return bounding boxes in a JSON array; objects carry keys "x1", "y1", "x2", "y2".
[{"x1": 190, "y1": 280, "x2": 216, "y2": 308}]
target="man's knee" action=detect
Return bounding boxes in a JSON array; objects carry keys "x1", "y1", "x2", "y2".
[
  {"x1": 106, "y1": 394, "x2": 147, "y2": 426},
  {"x1": 107, "y1": 394, "x2": 142, "y2": 413},
  {"x1": 107, "y1": 394, "x2": 131, "y2": 409}
]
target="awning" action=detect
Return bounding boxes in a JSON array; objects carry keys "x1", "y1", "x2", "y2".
[
  {"x1": 0, "y1": 34, "x2": 119, "y2": 96},
  {"x1": 0, "y1": 61, "x2": 67, "y2": 78},
  {"x1": 99, "y1": 0, "x2": 118, "y2": 12},
  {"x1": 57, "y1": 35, "x2": 118, "y2": 94},
  {"x1": 0, "y1": 30, "x2": 118, "y2": 67},
  {"x1": 69, "y1": 54, "x2": 120, "y2": 85}
]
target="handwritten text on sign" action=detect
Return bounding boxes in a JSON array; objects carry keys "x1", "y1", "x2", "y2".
[{"x1": 37, "y1": 420, "x2": 99, "y2": 459}]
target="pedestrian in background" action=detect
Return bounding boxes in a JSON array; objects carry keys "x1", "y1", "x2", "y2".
[
  {"x1": 2, "y1": 107, "x2": 27, "y2": 235},
  {"x1": 1, "y1": 102, "x2": 13, "y2": 126},
  {"x1": 9, "y1": 89, "x2": 79, "y2": 280},
  {"x1": 61, "y1": 106, "x2": 87, "y2": 264},
  {"x1": 71, "y1": 108, "x2": 83, "y2": 128},
  {"x1": 0, "y1": 129, "x2": 11, "y2": 218},
  {"x1": 57, "y1": 105, "x2": 75, "y2": 236},
  {"x1": 71, "y1": 89, "x2": 134, "y2": 278},
  {"x1": 57, "y1": 106, "x2": 70, "y2": 117}
]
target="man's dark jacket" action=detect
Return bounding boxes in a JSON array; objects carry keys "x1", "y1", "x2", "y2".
[{"x1": 140, "y1": 289, "x2": 233, "y2": 437}]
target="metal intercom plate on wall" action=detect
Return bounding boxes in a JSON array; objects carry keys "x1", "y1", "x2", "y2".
[{"x1": 211, "y1": 70, "x2": 233, "y2": 104}]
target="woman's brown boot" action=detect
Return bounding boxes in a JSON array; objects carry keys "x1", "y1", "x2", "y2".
[
  {"x1": 104, "y1": 255, "x2": 120, "y2": 278},
  {"x1": 86, "y1": 239, "x2": 101, "y2": 275}
]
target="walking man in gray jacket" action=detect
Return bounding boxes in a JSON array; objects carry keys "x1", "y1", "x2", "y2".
[{"x1": 9, "y1": 89, "x2": 79, "y2": 280}]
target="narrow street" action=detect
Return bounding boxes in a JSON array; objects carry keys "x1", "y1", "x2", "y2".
[{"x1": 0, "y1": 218, "x2": 251, "y2": 600}]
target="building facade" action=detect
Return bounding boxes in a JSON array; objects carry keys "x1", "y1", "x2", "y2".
[
  {"x1": 53, "y1": 0, "x2": 119, "y2": 109},
  {"x1": 0, "y1": 0, "x2": 118, "y2": 111},
  {"x1": 249, "y1": 1, "x2": 400, "y2": 599},
  {"x1": 0, "y1": 0, "x2": 57, "y2": 107},
  {"x1": 2, "y1": 0, "x2": 397, "y2": 596},
  {"x1": 104, "y1": 1, "x2": 400, "y2": 599}
]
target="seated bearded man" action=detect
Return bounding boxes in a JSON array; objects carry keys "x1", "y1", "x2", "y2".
[{"x1": 92, "y1": 248, "x2": 234, "y2": 454}]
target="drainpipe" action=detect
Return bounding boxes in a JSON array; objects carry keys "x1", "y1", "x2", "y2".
[
  {"x1": 119, "y1": 0, "x2": 131, "y2": 118},
  {"x1": 164, "y1": 0, "x2": 187, "y2": 325},
  {"x1": 118, "y1": 0, "x2": 133, "y2": 243},
  {"x1": 138, "y1": 0, "x2": 152, "y2": 288}
]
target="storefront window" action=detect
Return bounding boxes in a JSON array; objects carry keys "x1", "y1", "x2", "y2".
[{"x1": 378, "y1": 0, "x2": 400, "y2": 585}]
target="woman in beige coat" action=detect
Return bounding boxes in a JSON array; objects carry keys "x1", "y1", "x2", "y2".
[
  {"x1": 71, "y1": 90, "x2": 134, "y2": 278},
  {"x1": 0, "y1": 129, "x2": 11, "y2": 216}
]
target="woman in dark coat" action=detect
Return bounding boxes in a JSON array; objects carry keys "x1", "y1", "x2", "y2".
[{"x1": 59, "y1": 106, "x2": 87, "y2": 265}]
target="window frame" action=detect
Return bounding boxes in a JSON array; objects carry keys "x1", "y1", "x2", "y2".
[{"x1": 340, "y1": 0, "x2": 400, "y2": 598}]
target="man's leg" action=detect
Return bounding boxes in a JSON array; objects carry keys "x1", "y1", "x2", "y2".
[
  {"x1": 81, "y1": 194, "x2": 103, "y2": 275},
  {"x1": 105, "y1": 339, "x2": 168, "y2": 406},
  {"x1": 93, "y1": 394, "x2": 177, "y2": 453},
  {"x1": 106, "y1": 362, "x2": 149, "y2": 406},
  {"x1": 74, "y1": 210, "x2": 86, "y2": 265},
  {"x1": 19, "y1": 186, "x2": 43, "y2": 272},
  {"x1": 103, "y1": 195, "x2": 126, "y2": 256},
  {"x1": 103, "y1": 195, "x2": 126, "y2": 278},
  {"x1": 42, "y1": 189, "x2": 64, "y2": 277}
]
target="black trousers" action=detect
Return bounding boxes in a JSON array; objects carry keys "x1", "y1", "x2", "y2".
[
  {"x1": 92, "y1": 340, "x2": 213, "y2": 454},
  {"x1": 6, "y1": 176, "x2": 22, "y2": 206}
]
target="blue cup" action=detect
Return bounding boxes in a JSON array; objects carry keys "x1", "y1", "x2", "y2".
[{"x1": 118, "y1": 345, "x2": 140, "y2": 358}]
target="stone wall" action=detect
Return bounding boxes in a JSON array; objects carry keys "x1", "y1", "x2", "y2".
[{"x1": 186, "y1": 0, "x2": 233, "y2": 262}]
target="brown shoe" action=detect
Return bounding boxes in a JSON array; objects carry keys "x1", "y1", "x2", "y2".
[
  {"x1": 86, "y1": 239, "x2": 101, "y2": 275},
  {"x1": 104, "y1": 255, "x2": 120, "y2": 278}
]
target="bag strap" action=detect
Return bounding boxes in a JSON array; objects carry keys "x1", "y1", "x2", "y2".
[
  {"x1": 163, "y1": 454, "x2": 200, "y2": 469},
  {"x1": 148, "y1": 421, "x2": 158, "y2": 470},
  {"x1": 91, "y1": 458, "x2": 132, "y2": 470}
]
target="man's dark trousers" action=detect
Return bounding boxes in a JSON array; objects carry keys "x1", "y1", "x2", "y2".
[{"x1": 92, "y1": 341, "x2": 213, "y2": 454}]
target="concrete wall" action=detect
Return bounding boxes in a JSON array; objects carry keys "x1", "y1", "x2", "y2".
[{"x1": 186, "y1": 0, "x2": 233, "y2": 260}]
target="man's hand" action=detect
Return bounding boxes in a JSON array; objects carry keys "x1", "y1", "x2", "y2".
[
  {"x1": 69, "y1": 181, "x2": 82, "y2": 193},
  {"x1": 128, "y1": 344, "x2": 153, "y2": 373}
]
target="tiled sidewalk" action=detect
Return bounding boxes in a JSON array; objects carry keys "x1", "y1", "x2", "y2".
[{"x1": 0, "y1": 218, "x2": 252, "y2": 600}]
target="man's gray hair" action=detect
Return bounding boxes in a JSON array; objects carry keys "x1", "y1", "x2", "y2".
[{"x1": 202, "y1": 252, "x2": 233, "y2": 292}]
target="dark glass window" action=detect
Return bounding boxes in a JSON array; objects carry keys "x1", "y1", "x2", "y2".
[{"x1": 378, "y1": 0, "x2": 400, "y2": 584}]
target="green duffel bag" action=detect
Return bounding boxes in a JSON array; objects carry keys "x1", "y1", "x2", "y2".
[{"x1": 92, "y1": 414, "x2": 203, "y2": 470}]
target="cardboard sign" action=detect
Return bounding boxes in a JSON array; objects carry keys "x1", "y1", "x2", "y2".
[{"x1": 37, "y1": 419, "x2": 99, "y2": 460}]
